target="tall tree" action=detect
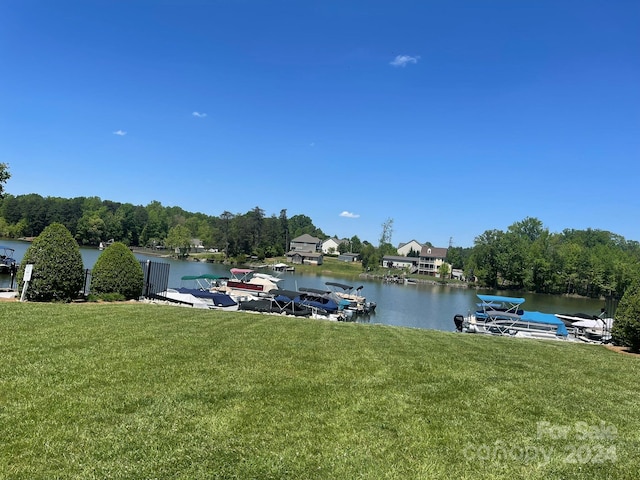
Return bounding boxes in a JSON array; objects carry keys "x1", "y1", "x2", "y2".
[
  {"x1": 349, "y1": 235, "x2": 362, "y2": 254},
  {"x1": 379, "y1": 218, "x2": 394, "y2": 247},
  {"x1": 279, "y1": 209, "x2": 289, "y2": 252},
  {"x1": 0, "y1": 163, "x2": 10, "y2": 198},
  {"x1": 220, "y1": 211, "x2": 234, "y2": 257}
]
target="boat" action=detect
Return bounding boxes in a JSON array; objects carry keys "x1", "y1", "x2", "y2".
[
  {"x1": 325, "y1": 282, "x2": 377, "y2": 315},
  {"x1": 555, "y1": 312, "x2": 614, "y2": 343},
  {"x1": 455, "y1": 294, "x2": 571, "y2": 341},
  {"x1": 160, "y1": 288, "x2": 239, "y2": 310},
  {"x1": 272, "y1": 262, "x2": 295, "y2": 272},
  {"x1": 296, "y1": 287, "x2": 351, "y2": 321},
  {"x1": 239, "y1": 289, "x2": 312, "y2": 317},
  {"x1": 176, "y1": 288, "x2": 238, "y2": 310},
  {"x1": 0, "y1": 246, "x2": 18, "y2": 274},
  {"x1": 157, "y1": 274, "x2": 237, "y2": 310},
  {"x1": 220, "y1": 268, "x2": 282, "y2": 299},
  {"x1": 298, "y1": 287, "x2": 343, "y2": 314}
]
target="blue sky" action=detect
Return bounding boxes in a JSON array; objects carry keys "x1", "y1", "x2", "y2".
[{"x1": 1, "y1": 1, "x2": 638, "y2": 248}]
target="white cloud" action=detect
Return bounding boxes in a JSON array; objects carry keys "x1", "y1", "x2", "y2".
[
  {"x1": 192, "y1": 111, "x2": 207, "y2": 118},
  {"x1": 113, "y1": 130, "x2": 127, "y2": 136},
  {"x1": 390, "y1": 55, "x2": 420, "y2": 67},
  {"x1": 340, "y1": 211, "x2": 360, "y2": 219}
]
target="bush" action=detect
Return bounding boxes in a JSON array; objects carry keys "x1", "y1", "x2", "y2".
[
  {"x1": 90, "y1": 242, "x2": 143, "y2": 300},
  {"x1": 87, "y1": 293, "x2": 126, "y2": 302},
  {"x1": 17, "y1": 223, "x2": 85, "y2": 302},
  {"x1": 611, "y1": 282, "x2": 640, "y2": 352}
]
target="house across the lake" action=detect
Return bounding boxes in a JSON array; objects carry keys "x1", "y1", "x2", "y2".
[
  {"x1": 286, "y1": 250, "x2": 324, "y2": 265},
  {"x1": 382, "y1": 255, "x2": 420, "y2": 270},
  {"x1": 417, "y1": 246, "x2": 449, "y2": 277},
  {"x1": 322, "y1": 237, "x2": 348, "y2": 255},
  {"x1": 289, "y1": 234, "x2": 322, "y2": 253},
  {"x1": 338, "y1": 252, "x2": 360, "y2": 262},
  {"x1": 287, "y1": 234, "x2": 324, "y2": 265},
  {"x1": 397, "y1": 240, "x2": 423, "y2": 257}
]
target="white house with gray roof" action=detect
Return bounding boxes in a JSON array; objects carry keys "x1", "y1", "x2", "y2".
[{"x1": 322, "y1": 237, "x2": 348, "y2": 255}]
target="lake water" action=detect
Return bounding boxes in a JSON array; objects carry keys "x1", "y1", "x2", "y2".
[{"x1": 0, "y1": 239, "x2": 606, "y2": 332}]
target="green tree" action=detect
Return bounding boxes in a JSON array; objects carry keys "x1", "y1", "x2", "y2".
[
  {"x1": 90, "y1": 242, "x2": 143, "y2": 300},
  {"x1": 350, "y1": 235, "x2": 362, "y2": 254},
  {"x1": 469, "y1": 229, "x2": 503, "y2": 288},
  {"x1": 288, "y1": 214, "x2": 325, "y2": 239},
  {"x1": 360, "y1": 243, "x2": 380, "y2": 271},
  {"x1": 165, "y1": 224, "x2": 192, "y2": 257},
  {"x1": 75, "y1": 211, "x2": 106, "y2": 245},
  {"x1": 611, "y1": 281, "x2": 640, "y2": 352},
  {"x1": 0, "y1": 162, "x2": 10, "y2": 197},
  {"x1": 438, "y1": 262, "x2": 451, "y2": 279},
  {"x1": 220, "y1": 211, "x2": 234, "y2": 257},
  {"x1": 17, "y1": 223, "x2": 85, "y2": 302},
  {"x1": 279, "y1": 209, "x2": 289, "y2": 252}
]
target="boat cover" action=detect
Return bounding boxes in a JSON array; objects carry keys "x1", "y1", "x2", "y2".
[
  {"x1": 299, "y1": 287, "x2": 331, "y2": 295},
  {"x1": 174, "y1": 288, "x2": 237, "y2": 307},
  {"x1": 326, "y1": 282, "x2": 353, "y2": 291},
  {"x1": 520, "y1": 311, "x2": 569, "y2": 336}
]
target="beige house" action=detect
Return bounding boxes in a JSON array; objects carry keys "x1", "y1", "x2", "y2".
[
  {"x1": 322, "y1": 237, "x2": 348, "y2": 255},
  {"x1": 397, "y1": 240, "x2": 422, "y2": 256},
  {"x1": 417, "y1": 246, "x2": 450, "y2": 277}
]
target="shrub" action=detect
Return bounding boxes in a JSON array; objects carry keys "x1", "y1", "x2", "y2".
[
  {"x1": 90, "y1": 242, "x2": 143, "y2": 300},
  {"x1": 17, "y1": 223, "x2": 85, "y2": 302},
  {"x1": 611, "y1": 282, "x2": 640, "y2": 352},
  {"x1": 87, "y1": 293, "x2": 126, "y2": 302}
]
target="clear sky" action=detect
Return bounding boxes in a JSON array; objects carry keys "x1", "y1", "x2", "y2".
[{"x1": 1, "y1": 1, "x2": 639, "y2": 248}]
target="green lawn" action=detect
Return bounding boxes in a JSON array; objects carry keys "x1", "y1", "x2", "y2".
[{"x1": 1, "y1": 302, "x2": 638, "y2": 479}]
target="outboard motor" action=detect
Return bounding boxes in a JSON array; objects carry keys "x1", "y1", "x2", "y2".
[{"x1": 453, "y1": 314, "x2": 465, "y2": 332}]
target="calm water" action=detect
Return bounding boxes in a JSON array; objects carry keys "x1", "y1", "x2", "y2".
[{"x1": 0, "y1": 239, "x2": 605, "y2": 332}]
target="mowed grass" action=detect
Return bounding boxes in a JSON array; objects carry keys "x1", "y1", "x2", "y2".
[{"x1": 1, "y1": 302, "x2": 639, "y2": 479}]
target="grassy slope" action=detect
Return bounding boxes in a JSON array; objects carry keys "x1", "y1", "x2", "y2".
[{"x1": 1, "y1": 302, "x2": 638, "y2": 479}]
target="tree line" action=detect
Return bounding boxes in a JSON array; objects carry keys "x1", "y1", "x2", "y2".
[
  {"x1": 449, "y1": 217, "x2": 640, "y2": 300},
  {"x1": 2, "y1": 193, "x2": 639, "y2": 300},
  {"x1": 0, "y1": 193, "x2": 332, "y2": 258}
]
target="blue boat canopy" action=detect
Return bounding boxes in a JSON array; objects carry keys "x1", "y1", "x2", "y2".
[{"x1": 477, "y1": 294, "x2": 526, "y2": 304}]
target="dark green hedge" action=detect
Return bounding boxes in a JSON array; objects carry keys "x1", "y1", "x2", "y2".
[
  {"x1": 90, "y1": 242, "x2": 143, "y2": 300},
  {"x1": 17, "y1": 223, "x2": 85, "y2": 302}
]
